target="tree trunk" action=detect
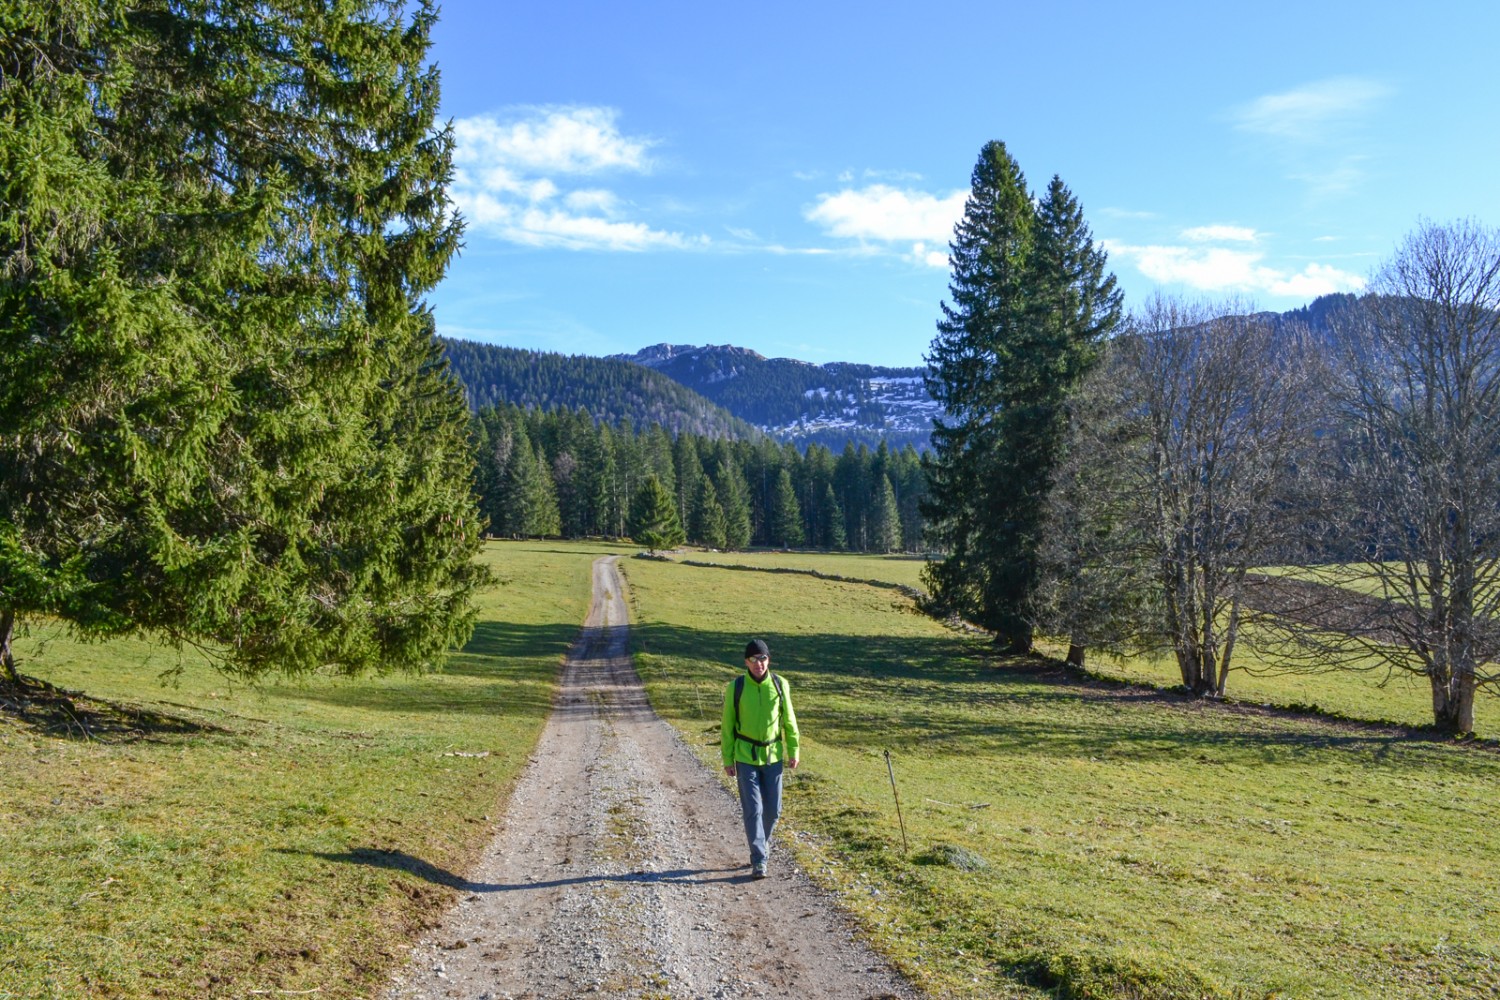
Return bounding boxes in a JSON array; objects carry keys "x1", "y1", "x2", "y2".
[
  {"x1": 1066, "y1": 642, "x2": 1086, "y2": 669},
  {"x1": 1432, "y1": 668, "x2": 1477, "y2": 735},
  {"x1": 1215, "y1": 597, "x2": 1243, "y2": 697},
  {"x1": 1, "y1": 608, "x2": 19, "y2": 687},
  {"x1": 1004, "y1": 635, "x2": 1034, "y2": 656}
]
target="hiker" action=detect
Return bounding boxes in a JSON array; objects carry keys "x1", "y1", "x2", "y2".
[{"x1": 722, "y1": 638, "x2": 800, "y2": 879}]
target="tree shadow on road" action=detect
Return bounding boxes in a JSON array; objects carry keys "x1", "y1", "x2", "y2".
[{"x1": 290, "y1": 847, "x2": 754, "y2": 889}]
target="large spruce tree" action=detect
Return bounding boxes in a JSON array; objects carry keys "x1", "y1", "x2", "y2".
[
  {"x1": 922, "y1": 143, "x2": 1120, "y2": 652},
  {"x1": 0, "y1": 0, "x2": 483, "y2": 684}
]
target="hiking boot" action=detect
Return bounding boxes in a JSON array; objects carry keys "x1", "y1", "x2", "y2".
[{"x1": 752, "y1": 861, "x2": 767, "y2": 879}]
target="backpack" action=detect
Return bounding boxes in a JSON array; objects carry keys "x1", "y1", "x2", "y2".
[{"x1": 732, "y1": 672, "x2": 786, "y2": 766}]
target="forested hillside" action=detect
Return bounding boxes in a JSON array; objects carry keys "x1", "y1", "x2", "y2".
[{"x1": 441, "y1": 339, "x2": 760, "y2": 440}]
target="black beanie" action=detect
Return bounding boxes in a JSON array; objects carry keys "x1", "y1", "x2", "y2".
[{"x1": 744, "y1": 638, "x2": 769, "y2": 659}]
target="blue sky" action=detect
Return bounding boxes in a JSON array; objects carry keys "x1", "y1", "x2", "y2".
[{"x1": 426, "y1": 0, "x2": 1500, "y2": 368}]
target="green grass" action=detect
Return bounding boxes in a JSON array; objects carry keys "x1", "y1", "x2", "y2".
[
  {"x1": 0, "y1": 538, "x2": 630, "y2": 1000},
  {"x1": 622, "y1": 555, "x2": 1500, "y2": 999},
  {"x1": 673, "y1": 548, "x2": 1495, "y2": 735}
]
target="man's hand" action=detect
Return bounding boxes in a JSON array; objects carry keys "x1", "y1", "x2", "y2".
[
  {"x1": 788, "y1": 757, "x2": 800, "y2": 770},
  {"x1": 724, "y1": 764, "x2": 736, "y2": 777}
]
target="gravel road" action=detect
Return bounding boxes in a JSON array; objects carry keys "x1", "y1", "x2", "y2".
[{"x1": 384, "y1": 555, "x2": 919, "y2": 1000}]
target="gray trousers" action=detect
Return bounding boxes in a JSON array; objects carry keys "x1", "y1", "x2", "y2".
[{"x1": 735, "y1": 760, "x2": 784, "y2": 866}]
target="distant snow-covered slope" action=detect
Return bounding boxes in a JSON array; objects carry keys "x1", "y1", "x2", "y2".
[{"x1": 610, "y1": 344, "x2": 936, "y2": 450}]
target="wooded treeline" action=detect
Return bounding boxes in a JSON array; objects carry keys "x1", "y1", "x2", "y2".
[
  {"x1": 472, "y1": 404, "x2": 927, "y2": 554},
  {"x1": 919, "y1": 136, "x2": 1500, "y2": 736},
  {"x1": 442, "y1": 339, "x2": 759, "y2": 439}
]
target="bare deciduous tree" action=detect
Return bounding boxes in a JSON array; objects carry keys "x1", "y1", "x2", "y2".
[
  {"x1": 1043, "y1": 296, "x2": 1324, "y2": 695},
  {"x1": 1320, "y1": 220, "x2": 1500, "y2": 734}
]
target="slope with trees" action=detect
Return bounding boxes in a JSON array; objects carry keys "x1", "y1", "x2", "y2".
[
  {"x1": 442, "y1": 339, "x2": 761, "y2": 440},
  {"x1": 613, "y1": 343, "x2": 936, "y2": 451}
]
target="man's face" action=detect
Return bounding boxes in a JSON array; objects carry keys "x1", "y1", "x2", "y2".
[{"x1": 745, "y1": 653, "x2": 770, "y2": 679}]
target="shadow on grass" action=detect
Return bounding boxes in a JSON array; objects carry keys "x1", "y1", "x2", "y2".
[
  {"x1": 675, "y1": 559, "x2": 920, "y2": 595},
  {"x1": 456, "y1": 620, "x2": 581, "y2": 662},
  {"x1": 291, "y1": 847, "x2": 750, "y2": 889},
  {"x1": 0, "y1": 676, "x2": 221, "y2": 743},
  {"x1": 633, "y1": 620, "x2": 1494, "y2": 773},
  {"x1": 278, "y1": 620, "x2": 577, "y2": 717}
]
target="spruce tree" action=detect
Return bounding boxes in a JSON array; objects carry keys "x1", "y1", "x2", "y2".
[
  {"x1": 630, "y1": 474, "x2": 685, "y2": 554},
  {"x1": 822, "y1": 485, "x2": 848, "y2": 551},
  {"x1": 871, "y1": 475, "x2": 903, "y2": 554},
  {"x1": 835, "y1": 444, "x2": 869, "y2": 551},
  {"x1": 712, "y1": 459, "x2": 753, "y2": 551},
  {"x1": 691, "y1": 477, "x2": 729, "y2": 550},
  {"x1": 523, "y1": 441, "x2": 563, "y2": 538},
  {"x1": 922, "y1": 142, "x2": 1119, "y2": 652},
  {"x1": 0, "y1": 0, "x2": 482, "y2": 681},
  {"x1": 769, "y1": 468, "x2": 804, "y2": 549},
  {"x1": 923, "y1": 141, "x2": 1036, "y2": 646},
  {"x1": 672, "y1": 433, "x2": 704, "y2": 531}
]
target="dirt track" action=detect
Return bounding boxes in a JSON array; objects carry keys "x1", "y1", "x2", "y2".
[{"x1": 384, "y1": 555, "x2": 918, "y2": 1000}]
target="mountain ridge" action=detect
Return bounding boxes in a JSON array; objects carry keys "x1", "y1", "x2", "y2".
[
  {"x1": 609, "y1": 344, "x2": 935, "y2": 450},
  {"x1": 443, "y1": 294, "x2": 1360, "y2": 451},
  {"x1": 440, "y1": 339, "x2": 762, "y2": 440}
]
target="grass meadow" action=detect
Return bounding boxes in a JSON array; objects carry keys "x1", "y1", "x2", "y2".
[
  {"x1": 625, "y1": 551, "x2": 1500, "y2": 999},
  {"x1": 6, "y1": 540, "x2": 1498, "y2": 999},
  {"x1": 674, "y1": 550, "x2": 1495, "y2": 736},
  {"x1": 0, "y1": 539, "x2": 631, "y2": 1000}
]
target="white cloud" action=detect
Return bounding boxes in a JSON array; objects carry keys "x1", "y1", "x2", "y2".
[
  {"x1": 453, "y1": 106, "x2": 652, "y2": 174},
  {"x1": 564, "y1": 189, "x2": 619, "y2": 213},
  {"x1": 1232, "y1": 79, "x2": 1392, "y2": 198},
  {"x1": 457, "y1": 192, "x2": 696, "y2": 251},
  {"x1": 805, "y1": 184, "x2": 966, "y2": 244},
  {"x1": 1234, "y1": 77, "x2": 1391, "y2": 142},
  {"x1": 1106, "y1": 240, "x2": 1366, "y2": 298},
  {"x1": 1290, "y1": 160, "x2": 1368, "y2": 198},
  {"x1": 1182, "y1": 225, "x2": 1258, "y2": 243},
  {"x1": 764, "y1": 244, "x2": 851, "y2": 257},
  {"x1": 451, "y1": 106, "x2": 697, "y2": 252},
  {"x1": 513, "y1": 209, "x2": 698, "y2": 251},
  {"x1": 909, "y1": 241, "x2": 949, "y2": 269},
  {"x1": 1268, "y1": 263, "x2": 1367, "y2": 298}
]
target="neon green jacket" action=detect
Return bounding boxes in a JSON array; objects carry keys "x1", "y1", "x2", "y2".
[{"x1": 722, "y1": 669, "x2": 800, "y2": 768}]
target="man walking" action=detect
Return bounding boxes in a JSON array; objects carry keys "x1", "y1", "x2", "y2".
[{"x1": 723, "y1": 638, "x2": 800, "y2": 879}]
